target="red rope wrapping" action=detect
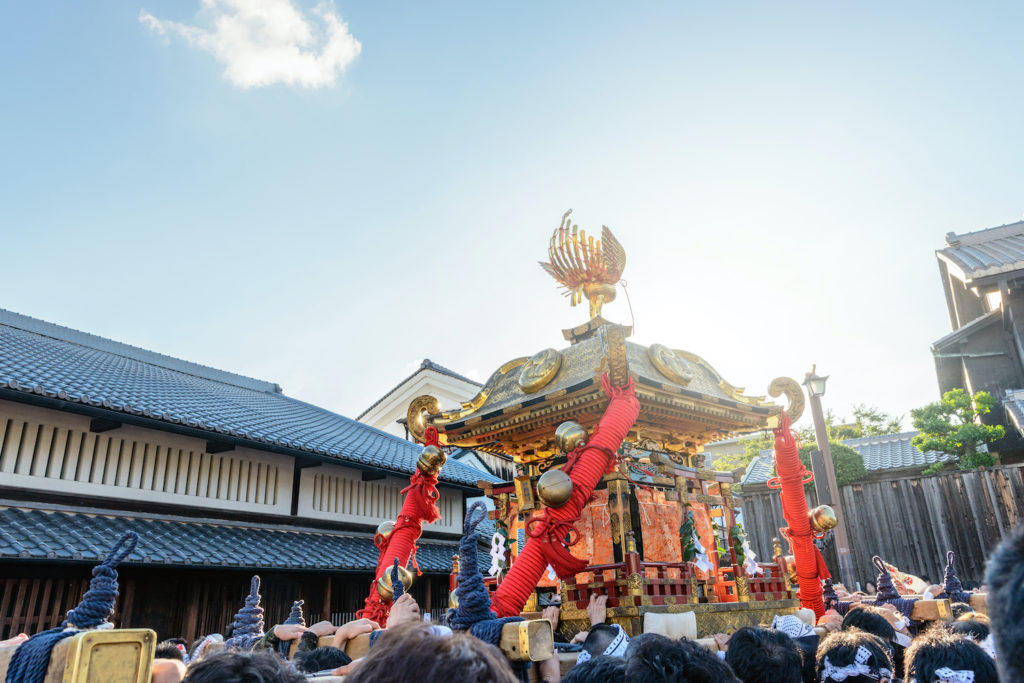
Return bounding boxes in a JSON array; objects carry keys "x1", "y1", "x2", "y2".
[
  {"x1": 491, "y1": 374, "x2": 641, "y2": 617},
  {"x1": 773, "y1": 411, "x2": 830, "y2": 619},
  {"x1": 356, "y1": 463, "x2": 443, "y2": 624}
]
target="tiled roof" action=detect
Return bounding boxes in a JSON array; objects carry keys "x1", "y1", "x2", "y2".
[
  {"x1": 0, "y1": 506, "x2": 474, "y2": 573},
  {"x1": 357, "y1": 359, "x2": 481, "y2": 420},
  {"x1": 0, "y1": 309, "x2": 498, "y2": 488},
  {"x1": 1004, "y1": 388, "x2": 1024, "y2": 435},
  {"x1": 739, "y1": 432, "x2": 950, "y2": 485},
  {"x1": 937, "y1": 221, "x2": 1024, "y2": 283},
  {"x1": 841, "y1": 432, "x2": 951, "y2": 471}
]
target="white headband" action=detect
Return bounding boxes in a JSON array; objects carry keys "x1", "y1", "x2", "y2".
[
  {"x1": 933, "y1": 668, "x2": 974, "y2": 683},
  {"x1": 821, "y1": 645, "x2": 891, "y2": 681},
  {"x1": 576, "y1": 624, "x2": 630, "y2": 664},
  {"x1": 771, "y1": 614, "x2": 815, "y2": 639}
]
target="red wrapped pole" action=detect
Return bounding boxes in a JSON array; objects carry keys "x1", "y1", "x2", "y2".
[
  {"x1": 491, "y1": 374, "x2": 640, "y2": 617},
  {"x1": 357, "y1": 429, "x2": 444, "y2": 625},
  {"x1": 770, "y1": 411, "x2": 829, "y2": 619}
]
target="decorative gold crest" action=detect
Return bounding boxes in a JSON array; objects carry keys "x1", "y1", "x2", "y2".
[
  {"x1": 539, "y1": 210, "x2": 627, "y2": 319},
  {"x1": 766, "y1": 377, "x2": 805, "y2": 425},
  {"x1": 648, "y1": 344, "x2": 695, "y2": 386},
  {"x1": 518, "y1": 348, "x2": 563, "y2": 394},
  {"x1": 406, "y1": 395, "x2": 440, "y2": 442}
]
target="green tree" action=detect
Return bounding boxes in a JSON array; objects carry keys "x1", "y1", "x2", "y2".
[
  {"x1": 798, "y1": 442, "x2": 867, "y2": 486},
  {"x1": 851, "y1": 404, "x2": 904, "y2": 437},
  {"x1": 911, "y1": 389, "x2": 1003, "y2": 470}
]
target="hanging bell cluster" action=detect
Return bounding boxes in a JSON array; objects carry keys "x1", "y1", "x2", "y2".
[
  {"x1": 376, "y1": 564, "x2": 415, "y2": 602},
  {"x1": 417, "y1": 444, "x2": 447, "y2": 476}
]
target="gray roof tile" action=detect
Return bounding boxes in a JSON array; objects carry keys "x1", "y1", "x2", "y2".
[
  {"x1": 938, "y1": 221, "x2": 1024, "y2": 282},
  {"x1": 0, "y1": 310, "x2": 498, "y2": 488},
  {"x1": 0, "y1": 507, "x2": 472, "y2": 573}
]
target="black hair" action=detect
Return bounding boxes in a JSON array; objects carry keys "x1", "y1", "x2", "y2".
[
  {"x1": 563, "y1": 655, "x2": 626, "y2": 683},
  {"x1": 816, "y1": 629, "x2": 893, "y2": 683},
  {"x1": 985, "y1": 523, "x2": 1024, "y2": 683},
  {"x1": 623, "y1": 634, "x2": 739, "y2": 683},
  {"x1": 582, "y1": 624, "x2": 624, "y2": 660},
  {"x1": 904, "y1": 629, "x2": 998, "y2": 683},
  {"x1": 949, "y1": 602, "x2": 975, "y2": 619},
  {"x1": 948, "y1": 618, "x2": 990, "y2": 642},
  {"x1": 792, "y1": 635, "x2": 819, "y2": 683},
  {"x1": 182, "y1": 650, "x2": 307, "y2": 683},
  {"x1": 841, "y1": 604, "x2": 900, "y2": 672},
  {"x1": 155, "y1": 640, "x2": 186, "y2": 662},
  {"x1": 725, "y1": 626, "x2": 801, "y2": 683},
  {"x1": 293, "y1": 646, "x2": 351, "y2": 673}
]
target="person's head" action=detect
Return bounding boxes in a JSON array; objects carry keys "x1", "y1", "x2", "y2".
[
  {"x1": 948, "y1": 618, "x2": 990, "y2": 642},
  {"x1": 865, "y1": 582, "x2": 877, "y2": 595},
  {"x1": 345, "y1": 622, "x2": 516, "y2": 683},
  {"x1": 563, "y1": 655, "x2": 627, "y2": 683},
  {"x1": 904, "y1": 629, "x2": 998, "y2": 683},
  {"x1": 155, "y1": 640, "x2": 187, "y2": 662},
  {"x1": 817, "y1": 629, "x2": 894, "y2": 683},
  {"x1": 182, "y1": 650, "x2": 306, "y2": 683},
  {"x1": 623, "y1": 634, "x2": 739, "y2": 683},
  {"x1": 580, "y1": 624, "x2": 630, "y2": 662},
  {"x1": 725, "y1": 626, "x2": 801, "y2": 683},
  {"x1": 841, "y1": 606, "x2": 896, "y2": 645},
  {"x1": 986, "y1": 523, "x2": 1024, "y2": 682},
  {"x1": 151, "y1": 658, "x2": 186, "y2": 683},
  {"x1": 293, "y1": 646, "x2": 351, "y2": 673},
  {"x1": 949, "y1": 602, "x2": 975, "y2": 619}
]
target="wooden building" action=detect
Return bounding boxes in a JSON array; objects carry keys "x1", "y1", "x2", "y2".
[
  {"x1": 933, "y1": 221, "x2": 1024, "y2": 456},
  {"x1": 0, "y1": 309, "x2": 499, "y2": 642}
]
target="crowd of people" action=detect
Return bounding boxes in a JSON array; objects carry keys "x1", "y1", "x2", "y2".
[{"x1": 1, "y1": 523, "x2": 1020, "y2": 682}]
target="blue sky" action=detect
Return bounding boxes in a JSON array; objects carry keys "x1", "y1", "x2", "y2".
[{"x1": 2, "y1": 1, "x2": 1023, "y2": 431}]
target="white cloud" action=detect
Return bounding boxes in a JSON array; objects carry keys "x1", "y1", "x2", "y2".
[{"x1": 139, "y1": 0, "x2": 361, "y2": 89}]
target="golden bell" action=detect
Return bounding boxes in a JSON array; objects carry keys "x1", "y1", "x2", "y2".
[
  {"x1": 555, "y1": 421, "x2": 587, "y2": 454},
  {"x1": 376, "y1": 520, "x2": 396, "y2": 540},
  {"x1": 376, "y1": 565, "x2": 415, "y2": 602},
  {"x1": 783, "y1": 555, "x2": 798, "y2": 584},
  {"x1": 536, "y1": 469, "x2": 573, "y2": 508},
  {"x1": 809, "y1": 505, "x2": 838, "y2": 533},
  {"x1": 448, "y1": 591, "x2": 459, "y2": 609},
  {"x1": 417, "y1": 444, "x2": 447, "y2": 476}
]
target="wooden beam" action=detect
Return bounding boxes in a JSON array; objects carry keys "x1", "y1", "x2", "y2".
[
  {"x1": 361, "y1": 471, "x2": 386, "y2": 482},
  {"x1": 205, "y1": 441, "x2": 235, "y2": 454},
  {"x1": 338, "y1": 619, "x2": 553, "y2": 663},
  {"x1": 89, "y1": 418, "x2": 121, "y2": 433}
]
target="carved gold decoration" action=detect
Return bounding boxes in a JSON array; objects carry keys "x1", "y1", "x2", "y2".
[
  {"x1": 767, "y1": 376, "x2": 805, "y2": 424},
  {"x1": 648, "y1": 344, "x2": 695, "y2": 385},
  {"x1": 515, "y1": 475, "x2": 537, "y2": 512},
  {"x1": 782, "y1": 555, "x2": 798, "y2": 585},
  {"x1": 375, "y1": 520, "x2": 395, "y2": 540},
  {"x1": 539, "y1": 209, "x2": 626, "y2": 319},
  {"x1": 610, "y1": 512, "x2": 622, "y2": 545},
  {"x1": 406, "y1": 395, "x2": 440, "y2": 443},
  {"x1": 627, "y1": 572, "x2": 643, "y2": 595},
  {"x1": 736, "y1": 575, "x2": 751, "y2": 602},
  {"x1": 518, "y1": 348, "x2": 563, "y2": 394},
  {"x1": 555, "y1": 421, "x2": 588, "y2": 453},
  {"x1": 536, "y1": 469, "x2": 573, "y2": 507},
  {"x1": 606, "y1": 324, "x2": 630, "y2": 387},
  {"x1": 377, "y1": 565, "x2": 414, "y2": 602},
  {"x1": 417, "y1": 444, "x2": 447, "y2": 476},
  {"x1": 809, "y1": 505, "x2": 838, "y2": 533},
  {"x1": 448, "y1": 591, "x2": 459, "y2": 609}
]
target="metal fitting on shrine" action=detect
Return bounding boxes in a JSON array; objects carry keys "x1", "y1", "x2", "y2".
[
  {"x1": 417, "y1": 444, "x2": 447, "y2": 476},
  {"x1": 536, "y1": 469, "x2": 573, "y2": 508},
  {"x1": 376, "y1": 520, "x2": 396, "y2": 540},
  {"x1": 554, "y1": 421, "x2": 587, "y2": 453}
]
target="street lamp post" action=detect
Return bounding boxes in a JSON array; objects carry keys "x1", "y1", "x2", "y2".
[{"x1": 803, "y1": 366, "x2": 857, "y2": 590}]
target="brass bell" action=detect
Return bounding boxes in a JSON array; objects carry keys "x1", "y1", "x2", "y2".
[
  {"x1": 448, "y1": 591, "x2": 459, "y2": 609},
  {"x1": 536, "y1": 469, "x2": 573, "y2": 508},
  {"x1": 417, "y1": 444, "x2": 447, "y2": 476},
  {"x1": 376, "y1": 520, "x2": 396, "y2": 540},
  {"x1": 555, "y1": 421, "x2": 587, "y2": 454},
  {"x1": 376, "y1": 564, "x2": 415, "y2": 602},
  {"x1": 809, "y1": 505, "x2": 838, "y2": 533}
]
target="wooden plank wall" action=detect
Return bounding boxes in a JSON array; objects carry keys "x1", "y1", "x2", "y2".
[{"x1": 738, "y1": 464, "x2": 1024, "y2": 587}]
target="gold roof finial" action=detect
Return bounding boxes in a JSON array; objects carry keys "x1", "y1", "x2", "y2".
[{"x1": 539, "y1": 209, "x2": 626, "y2": 319}]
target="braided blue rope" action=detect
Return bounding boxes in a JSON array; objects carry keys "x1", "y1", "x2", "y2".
[
  {"x1": 226, "y1": 575, "x2": 265, "y2": 651},
  {"x1": 939, "y1": 551, "x2": 971, "y2": 604},
  {"x1": 391, "y1": 559, "x2": 405, "y2": 603},
  {"x1": 450, "y1": 501, "x2": 522, "y2": 646},
  {"x1": 869, "y1": 556, "x2": 916, "y2": 622},
  {"x1": 6, "y1": 531, "x2": 138, "y2": 683},
  {"x1": 277, "y1": 599, "x2": 305, "y2": 658}
]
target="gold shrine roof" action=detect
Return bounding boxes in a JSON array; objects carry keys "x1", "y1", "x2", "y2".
[{"x1": 409, "y1": 319, "x2": 784, "y2": 458}]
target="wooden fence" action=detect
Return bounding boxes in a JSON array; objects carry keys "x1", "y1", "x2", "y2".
[{"x1": 737, "y1": 463, "x2": 1024, "y2": 587}]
